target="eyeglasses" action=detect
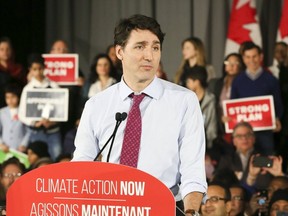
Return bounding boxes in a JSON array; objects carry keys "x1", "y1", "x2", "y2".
[
  {"x1": 2, "y1": 172, "x2": 22, "y2": 179},
  {"x1": 232, "y1": 195, "x2": 244, "y2": 201},
  {"x1": 224, "y1": 61, "x2": 239, "y2": 66},
  {"x1": 205, "y1": 196, "x2": 227, "y2": 203},
  {"x1": 233, "y1": 133, "x2": 254, "y2": 139}
]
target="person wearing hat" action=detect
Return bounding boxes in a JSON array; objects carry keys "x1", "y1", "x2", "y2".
[
  {"x1": 268, "y1": 188, "x2": 288, "y2": 216},
  {"x1": 27, "y1": 140, "x2": 51, "y2": 170}
]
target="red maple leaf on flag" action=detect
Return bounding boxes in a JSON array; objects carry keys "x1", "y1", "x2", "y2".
[{"x1": 227, "y1": 0, "x2": 257, "y2": 44}]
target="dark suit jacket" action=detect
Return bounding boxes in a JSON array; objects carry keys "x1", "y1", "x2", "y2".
[{"x1": 217, "y1": 150, "x2": 272, "y2": 189}]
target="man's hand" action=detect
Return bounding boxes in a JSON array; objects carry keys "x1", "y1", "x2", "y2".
[
  {"x1": 262, "y1": 156, "x2": 284, "y2": 177},
  {"x1": 183, "y1": 192, "x2": 203, "y2": 214},
  {"x1": 0, "y1": 143, "x2": 9, "y2": 153}
]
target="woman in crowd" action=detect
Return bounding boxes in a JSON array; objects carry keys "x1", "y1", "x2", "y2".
[
  {"x1": 174, "y1": 36, "x2": 215, "y2": 87},
  {"x1": 0, "y1": 37, "x2": 26, "y2": 108},
  {"x1": 83, "y1": 53, "x2": 118, "y2": 100},
  {"x1": 208, "y1": 53, "x2": 244, "y2": 140}
]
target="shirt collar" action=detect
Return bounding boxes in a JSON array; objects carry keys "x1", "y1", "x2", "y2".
[
  {"x1": 119, "y1": 76, "x2": 163, "y2": 101},
  {"x1": 245, "y1": 67, "x2": 263, "y2": 80}
]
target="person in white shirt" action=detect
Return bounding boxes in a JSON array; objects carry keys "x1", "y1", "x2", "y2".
[
  {"x1": 83, "y1": 53, "x2": 117, "y2": 99},
  {"x1": 72, "y1": 14, "x2": 207, "y2": 216},
  {"x1": 18, "y1": 54, "x2": 62, "y2": 160}
]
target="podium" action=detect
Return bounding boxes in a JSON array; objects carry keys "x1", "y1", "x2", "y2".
[{"x1": 7, "y1": 162, "x2": 175, "y2": 215}]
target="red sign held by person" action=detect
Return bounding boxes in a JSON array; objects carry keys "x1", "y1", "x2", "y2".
[
  {"x1": 223, "y1": 96, "x2": 276, "y2": 133},
  {"x1": 43, "y1": 54, "x2": 79, "y2": 85},
  {"x1": 7, "y1": 162, "x2": 175, "y2": 216}
]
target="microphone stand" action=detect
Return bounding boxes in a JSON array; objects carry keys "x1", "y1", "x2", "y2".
[
  {"x1": 93, "y1": 112, "x2": 127, "y2": 162},
  {"x1": 107, "y1": 112, "x2": 127, "y2": 162}
]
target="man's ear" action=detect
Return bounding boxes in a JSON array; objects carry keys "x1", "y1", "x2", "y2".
[
  {"x1": 225, "y1": 201, "x2": 232, "y2": 215},
  {"x1": 115, "y1": 45, "x2": 123, "y2": 60}
]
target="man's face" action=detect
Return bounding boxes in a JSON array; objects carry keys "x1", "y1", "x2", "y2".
[
  {"x1": 243, "y1": 48, "x2": 263, "y2": 72},
  {"x1": 270, "y1": 200, "x2": 288, "y2": 216},
  {"x1": 0, "y1": 42, "x2": 12, "y2": 61},
  {"x1": 5, "y1": 92, "x2": 19, "y2": 108},
  {"x1": 274, "y1": 44, "x2": 287, "y2": 64},
  {"x1": 201, "y1": 185, "x2": 231, "y2": 216},
  {"x1": 115, "y1": 29, "x2": 161, "y2": 90},
  {"x1": 50, "y1": 41, "x2": 68, "y2": 54},
  {"x1": 1, "y1": 164, "x2": 22, "y2": 192},
  {"x1": 230, "y1": 187, "x2": 245, "y2": 216},
  {"x1": 29, "y1": 63, "x2": 45, "y2": 81},
  {"x1": 233, "y1": 126, "x2": 255, "y2": 154},
  {"x1": 268, "y1": 179, "x2": 288, "y2": 200}
]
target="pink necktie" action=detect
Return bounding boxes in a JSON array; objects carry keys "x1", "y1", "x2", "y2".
[{"x1": 120, "y1": 93, "x2": 145, "y2": 167}]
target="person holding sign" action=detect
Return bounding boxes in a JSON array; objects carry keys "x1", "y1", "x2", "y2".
[
  {"x1": 18, "y1": 54, "x2": 62, "y2": 160},
  {"x1": 73, "y1": 14, "x2": 207, "y2": 215},
  {"x1": 230, "y1": 43, "x2": 283, "y2": 155}
]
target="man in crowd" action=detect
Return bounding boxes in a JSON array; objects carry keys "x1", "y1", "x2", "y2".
[{"x1": 201, "y1": 183, "x2": 232, "y2": 216}]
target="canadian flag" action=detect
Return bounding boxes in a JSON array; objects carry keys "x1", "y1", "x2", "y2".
[
  {"x1": 225, "y1": 0, "x2": 262, "y2": 56},
  {"x1": 276, "y1": 0, "x2": 288, "y2": 43}
]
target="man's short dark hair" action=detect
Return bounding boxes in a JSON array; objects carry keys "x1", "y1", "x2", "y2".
[
  {"x1": 186, "y1": 66, "x2": 208, "y2": 88},
  {"x1": 4, "y1": 83, "x2": 22, "y2": 98},
  {"x1": 114, "y1": 14, "x2": 165, "y2": 48},
  {"x1": 232, "y1": 122, "x2": 254, "y2": 137},
  {"x1": 209, "y1": 182, "x2": 231, "y2": 202},
  {"x1": 27, "y1": 53, "x2": 45, "y2": 68},
  {"x1": 242, "y1": 42, "x2": 262, "y2": 55},
  {"x1": 1, "y1": 157, "x2": 26, "y2": 176}
]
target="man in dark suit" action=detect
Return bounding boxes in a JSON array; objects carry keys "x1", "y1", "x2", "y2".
[{"x1": 216, "y1": 122, "x2": 272, "y2": 190}]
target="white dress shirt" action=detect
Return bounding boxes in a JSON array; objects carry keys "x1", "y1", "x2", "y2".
[
  {"x1": 88, "y1": 77, "x2": 117, "y2": 98},
  {"x1": 73, "y1": 77, "x2": 207, "y2": 199}
]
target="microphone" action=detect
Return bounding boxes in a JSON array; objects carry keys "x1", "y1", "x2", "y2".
[{"x1": 94, "y1": 112, "x2": 127, "y2": 161}]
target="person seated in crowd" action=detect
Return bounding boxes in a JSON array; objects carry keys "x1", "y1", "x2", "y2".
[
  {"x1": 185, "y1": 66, "x2": 217, "y2": 149},
  {"x1": 229, "y1": 184, "x2": 249, "y2": 216},
  {"x1": 216, "y1": 122, "x2": 274, "y2": 191},
  {"x1": 268, "y1": 188, "x2": 288, "y2": 216},
  {"x1": 201, "y1": 182, "x2": 232, "y2": 216},
  {"x1": 231, "y1": 43, "x2": 283, "y2": 155},
  {"x1": 18, "y1": 54, "x2": 62, "y2": 160},
  {"x1": 269, "y1": 41, "x2": 288, "y2": 79},
  {"x1": 27, "y1": 140, "x2": 51, "y2": 170},
  {"x1": 267, "y1": 176, "x2": 288, "y2": 201},
  {"x1": 0, "y1": 157, "x2": 25, "y2": 199},
  {"x1": 0, "y1": 83, "x2": 30, "y2": 153},
  {"x1": 0, "y1": 37, "x2": 26, "y2": 108},
  {"x1": 83, "y1": 53, "x2": 118, "y2": 100},
  {"x1": 208, "y1": 53, "x2": 244, "y2": 142},
  {"x1": 106, "y1": 44, "x2": 122, "y2": 80},
  {"x1": 246, "y1": 160, "x2": 287, "y2": 215},
  {"x1": 174, "y1": 36, "x2": 215, "y2": 87}
]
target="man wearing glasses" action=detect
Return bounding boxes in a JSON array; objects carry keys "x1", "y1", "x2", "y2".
[
  {"x1": 201, "y1": 183, "x2": 232, "y2": 216},
  {"x1": 229, "y1": 185, "x2": 247, "y2": 216},
  {"x1": 0, "y1": 157, "x2": 25, "y2": 200},
  {"x1": 217, "y1": 122, "x2": 273, "y2": 190}
]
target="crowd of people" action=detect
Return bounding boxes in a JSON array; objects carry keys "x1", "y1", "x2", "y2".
[{"x1": 0, "y1": 27, "x2": 288, "y2": 215}]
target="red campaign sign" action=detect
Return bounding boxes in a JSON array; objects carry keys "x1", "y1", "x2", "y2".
[
  {"x1": 43, "y1": 54, "x2": 79, "y2": 85},
  {"x1": 7, "y1": 162, "x2": 175, "y2": 216},
  {"x1": 223, "y1": 96, "x2": 276, "y2": 133}
]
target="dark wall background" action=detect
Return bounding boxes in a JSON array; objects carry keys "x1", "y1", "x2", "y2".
[
  {"x1": 0, "y1": 0, "x2": 284, "y2": 79},
  {"x1": 0, "y1": 0, "x2": 46, "y2": 68}
]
